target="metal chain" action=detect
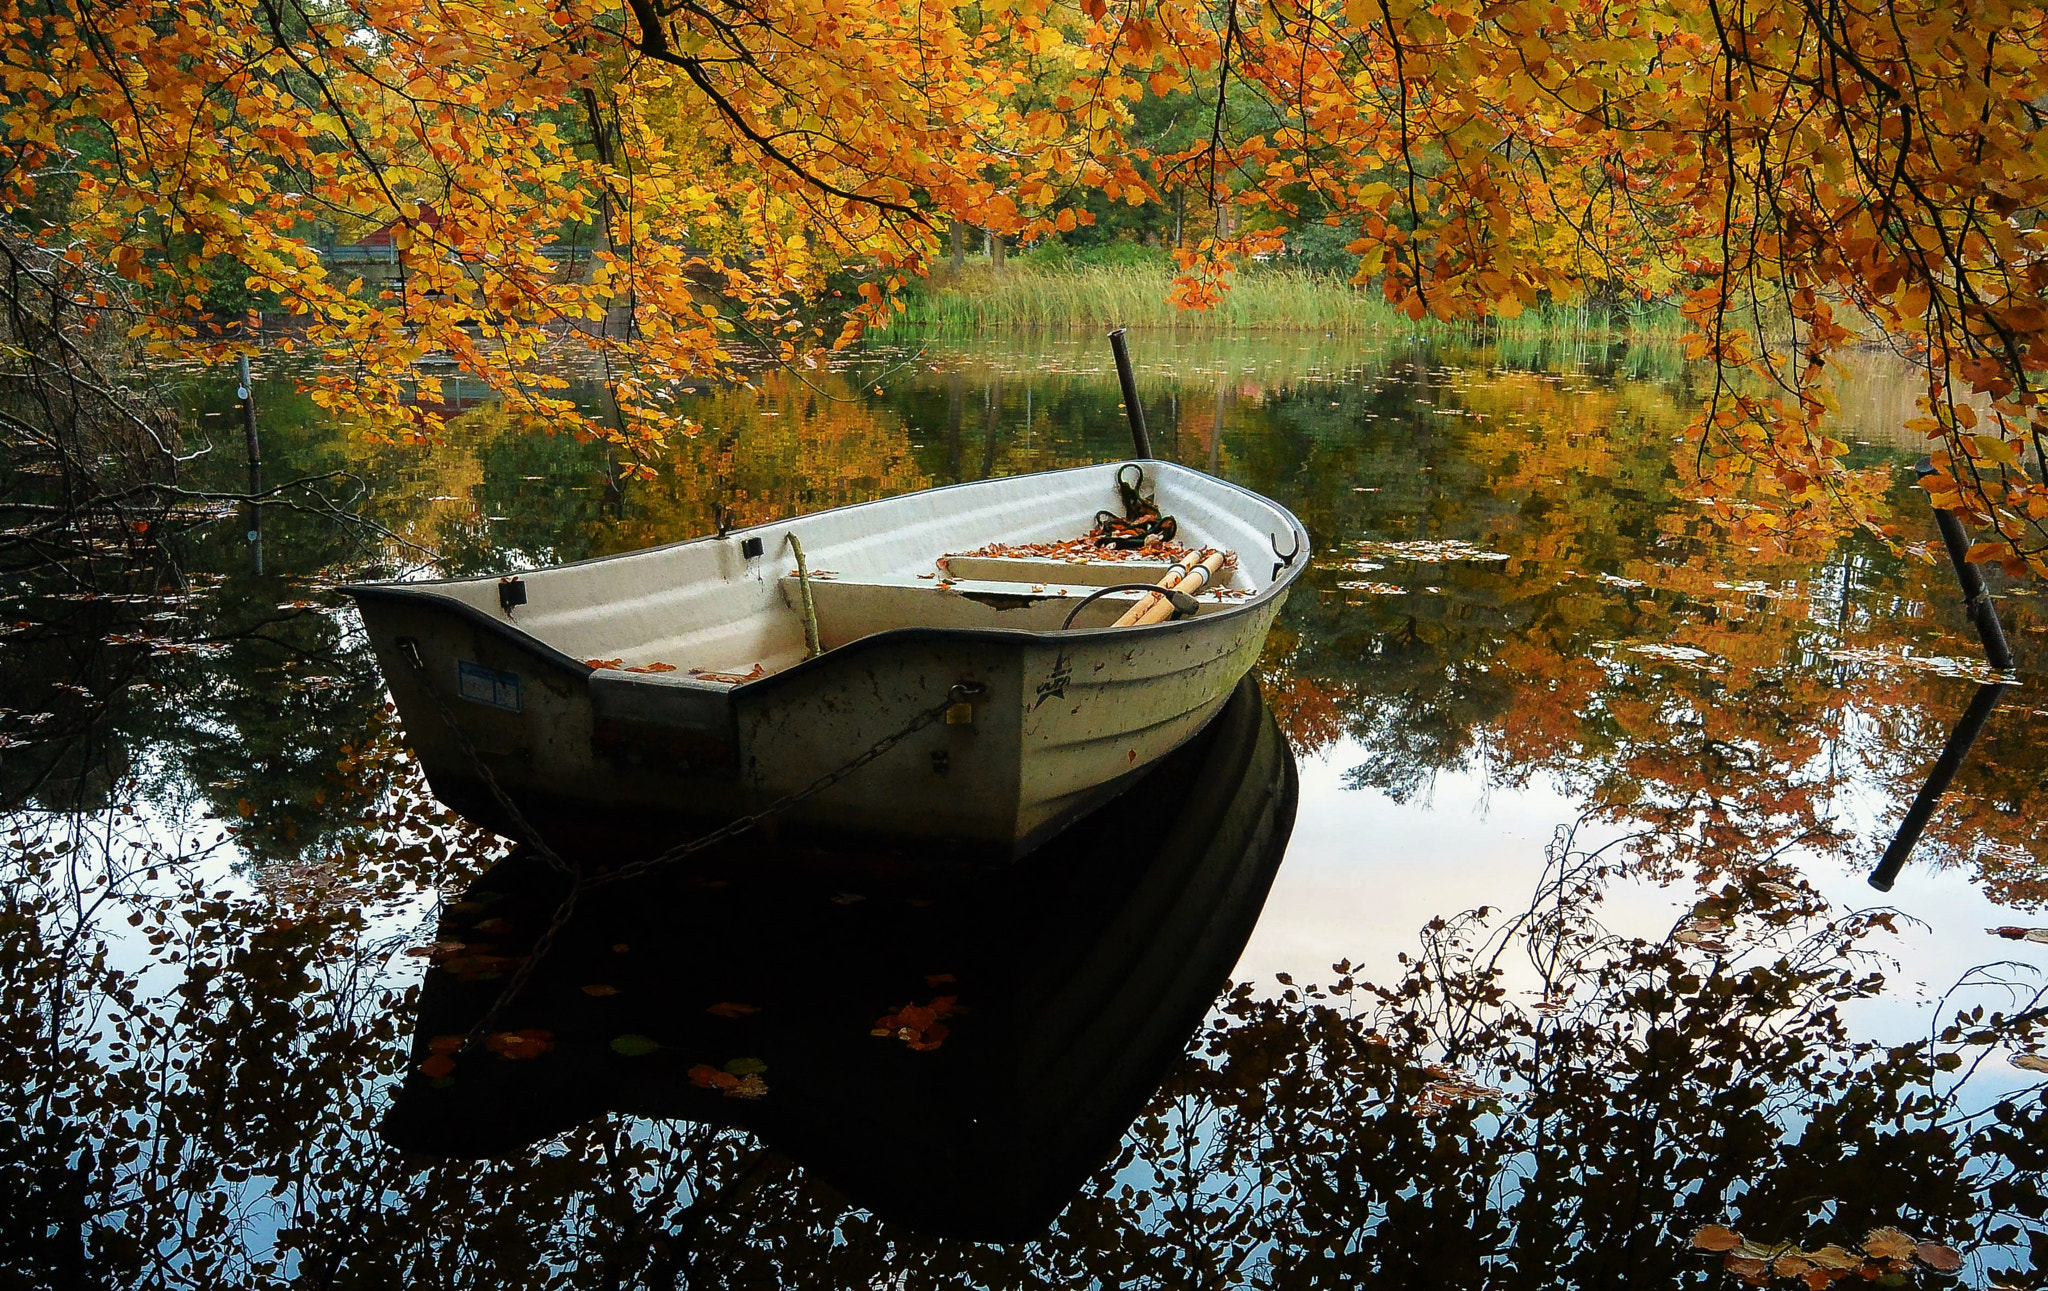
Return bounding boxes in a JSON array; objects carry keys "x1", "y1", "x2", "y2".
[{"x1": 395, "y1": 641, "x2": 983, "y2": 1054}]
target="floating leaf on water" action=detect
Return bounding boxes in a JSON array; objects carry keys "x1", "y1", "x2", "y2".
[
  {"x1": 610, "y1": 1034, "x2": 662, "y2": 1056},
  {"x1": 723, "y1": 1056, "x2": 767, "y2": 1076},
  {"x1": 1820, "y1": 646, "x2": 2008, "y2": 684},
  {"x1": 1806, "y1": 1245, "x2": 1862, "y2": 1271},
  {"x1": 1990, "y1": 927, "x2": 2048, "y2": 944},
  {"x1": 689, "y1": 1062, "x2": 770, "y2": 1098},
  {"x1": 2010, "y1": 1053, "x2": 2048, "y2": 1073},
  {"x1": 1722, "y1": 1253, "x2": 1769, "y2": 1284},
  {"x1": 484, "y1": 1029, "x2": 553, "y2": 1060},
  {"x1": 1690, "y1": 1225, "x2": 1742, "y2": 1252},
  {"x1": 1354, "y1": 539, "x2": 1511, "y2": 563},
  {"x1": 1862, "y1": 1228, "x2": 1916, "y2": 1261},
  {"x1": 1625, "y1": 643, "x2": 1722, "y2": 672},
  {"x1": 706, "y1": 1001, "x2": 759, "y2": 1017},
  {"x1": 580, "y1": 984, "x2": 619, "y2": 996},
  {"x1": 1913, "y1": 1242, "x2": 1962, "y2": 1272},
  {"x1": 1338, "y1": 581, "x2": 1407, "y2": 595}
]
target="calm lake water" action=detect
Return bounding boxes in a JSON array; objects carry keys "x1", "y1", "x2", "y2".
[{"x1": 5, "y1": 330, "x2": 2045, "y2": 1286}]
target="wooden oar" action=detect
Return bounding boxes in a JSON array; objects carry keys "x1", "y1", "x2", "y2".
[
  {"x1": 1131, "y1": 549, "x2": 1228, "y2": 626},
  {"x1": 1110, "y1": 549, "x2": 1203, "y2": 628}
]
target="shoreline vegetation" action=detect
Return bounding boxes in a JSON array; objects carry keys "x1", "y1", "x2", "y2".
[{"x1": 882, "y1": 259, "x2": 1689, "y2": 341}]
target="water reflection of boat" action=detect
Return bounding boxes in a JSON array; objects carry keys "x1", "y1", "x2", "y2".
[
  {"x1": 344, "y1": 461, "x2": 1308, "y2": 855},
  {"x1": 382, "y1": 675, "x2": 1297, "y2": 1240}
]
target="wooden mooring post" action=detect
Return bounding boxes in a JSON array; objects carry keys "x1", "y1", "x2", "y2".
[
  {"x1": 1868, "y1": 464, "x2": 2018, "y2": 890},
  {"x1": 239, "y1": 355, "x2": 263, "y2": 574}
]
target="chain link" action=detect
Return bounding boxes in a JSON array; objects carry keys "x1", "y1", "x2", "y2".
[{"x1": 393, "y1": 639, "x2": 983, "y2": 1054}]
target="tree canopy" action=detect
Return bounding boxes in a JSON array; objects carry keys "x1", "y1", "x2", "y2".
[{"x1": 3, "y1": 0, "x2": 2046, "y2": 559}]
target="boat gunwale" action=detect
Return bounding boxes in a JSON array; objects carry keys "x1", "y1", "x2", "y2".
[{"x1": 340, "y1": 460, "x2": 1310, "y2": 695}]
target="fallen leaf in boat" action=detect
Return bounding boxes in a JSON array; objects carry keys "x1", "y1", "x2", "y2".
[
  {"x1": 1914, "y1": 1242, "x2": 1962, "y2": 1272},
  {"x1": 1690, "y1": 1226, "x2": 1742, "y2": 1252},
  {"x1": 687, "y1": 663, "x2": 766, "y2": 684},
  {"x1": 624, "y1": 661, "x2": 677, "y2": 673},
  {"x1": 706, "y1": 1001, "x2": 759, "y2": 1017},
  {"x1": 580, "y1": 984, "x2": 620, "y2": 996},
  {"x1": 1991, "y1": 927, "x2": 2048, "y2": 943},
  {"x1": 1862, "y1": 1228, "x2": 1915, "y2": 1261},
  {"x1": 586, "y1": 658, "x2": 624, "y2": 670},
  {"x1": 610, "y1": 1034, "x2": 662, "y2": 1056}
]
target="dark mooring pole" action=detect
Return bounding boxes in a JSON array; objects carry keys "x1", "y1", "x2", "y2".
[
  {"x1": 1107, "y1": 327, "x2": 1153, "y2": 459},
  {"x1": 1917, "y1": 460, "x2": 2014, "y2": 671},
  {"x1": 239, "y1": 354, "x2": 263, "y2": 575},
  {"x1": 1868, "y1": 464, "x2": 2020, "y2": 889},
  {"x1": 1869, "y1": 681, "x2": 2010, "y2": 891}
]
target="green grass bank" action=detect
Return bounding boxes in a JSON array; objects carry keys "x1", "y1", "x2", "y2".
[{"x1": 882, "y1": 262, "x2": 1686, "y2": 341}]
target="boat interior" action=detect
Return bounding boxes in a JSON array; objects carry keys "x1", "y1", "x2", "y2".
[{"x1": 408, "y1": 463, "x2": 1300, "y2": 686}]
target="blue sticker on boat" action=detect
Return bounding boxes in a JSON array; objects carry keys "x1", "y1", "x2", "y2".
[{"x1": 455, "y1": 660, "x2": 521, "y2": 712}]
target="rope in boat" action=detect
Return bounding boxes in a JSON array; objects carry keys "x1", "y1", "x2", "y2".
[
  {"x1": 393, "y1": 638, "x2": 981, "y2": 1055},
  {"x1": 785, "y1": 531, "x2": 822, "y2": 659}
]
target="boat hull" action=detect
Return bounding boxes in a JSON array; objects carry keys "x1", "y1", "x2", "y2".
[{"x1": 347, "y1": 461, "x2": 1306, "y2": 856}]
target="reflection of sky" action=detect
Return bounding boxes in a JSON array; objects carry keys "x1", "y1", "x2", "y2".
[{"x1": 1252, "y1": 725, "x2": 2048, "y2": 1105}]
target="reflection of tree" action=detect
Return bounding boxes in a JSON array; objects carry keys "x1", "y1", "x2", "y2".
[
  {"x1": 1250, "y1": 361, "x2": 2048, "y2": 888},
  {"x1": 11, "y1": 737, "x2": 2048, "y2": 1288}
]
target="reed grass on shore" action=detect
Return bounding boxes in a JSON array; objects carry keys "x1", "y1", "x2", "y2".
[{"x1": 882, "y1": 263, "x2": 1687, "y2": 340}]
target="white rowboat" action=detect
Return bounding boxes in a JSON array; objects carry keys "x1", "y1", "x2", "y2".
[{"x1": 345, "y1": 460, "x2": 1309, "y2": 856}]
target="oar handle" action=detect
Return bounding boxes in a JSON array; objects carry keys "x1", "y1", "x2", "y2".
[{"x1": 1062, "y1": 583, "x2": 1198, "y2": 631}]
